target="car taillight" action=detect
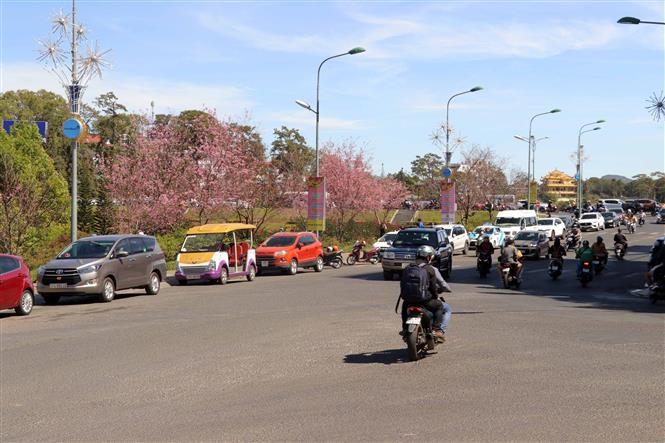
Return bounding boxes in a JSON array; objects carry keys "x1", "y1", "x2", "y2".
[
  {"x1": 583, "y1": 261, "x2": 591, "y2": 268},
  {"x1": 407, "y1": 306, "x2": 423, "y2": 314}
]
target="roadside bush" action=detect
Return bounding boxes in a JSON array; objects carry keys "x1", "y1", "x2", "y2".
[{"x1": 156, "y1": 228, "x2": 188, "y2": 261}]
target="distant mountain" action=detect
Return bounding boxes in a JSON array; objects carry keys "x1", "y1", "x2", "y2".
[{"x1": 600, "y1": 174, "x2": 632, "y2": 183}]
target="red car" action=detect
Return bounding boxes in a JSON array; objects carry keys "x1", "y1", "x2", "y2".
[
  {"x1": 0, "y1": 254, "x2": 34, "y2": 316},
  {"x1": 256, "y1": 232, "x2": 324, "y2": 275}
]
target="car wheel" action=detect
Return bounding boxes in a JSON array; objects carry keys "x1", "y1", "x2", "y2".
[
  {"x1": 288, "y1": 259, "x2": 298, "y2": 275},
  {"x1": 383, "y1": 271, "x2": 393, "y2": 281},
  {"x1": 14, "y1": 290, "x2": 34, "y2": 316},
  {"x1": 314, "y1": 256, "x2": 324, "y2": 272},
  {"x1": 246, "y1": 264, "x2": 256, "y2": 281},
  {"x1": 145, "y1": 272, "x2": 160, "y2": 295},
  {"x1": 219, "y1": 267, "x2": 229, "y2": 285},
  {"x1": 43, "y1": 295, "x2": 60, "y2": 305},
  {"x1": 99, "y1": 277, "x2": 115, "y2": 303},
  {"x1": 462, "y1": 242, "x2": 469, "y2": 255},
  {"x1": 551, "y1": 231, "x2": 555, "y2": 241}
]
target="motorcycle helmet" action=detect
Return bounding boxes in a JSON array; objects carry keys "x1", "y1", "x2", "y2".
[
  {"x1": 416, "y1": 245, "x2": 435, "y2": 259},
  {"x1": 596, "y1": 236, "x2": 603, "y2": 243},
  {"x1": 582, "y1": 240, "x2": 590, "y2": 247},
  {"x1": 361, "y1": 240, "x2": 366, "y2": 246},
  {"x1": 332, "y1": 245, "x2": 339, "y2": 252},
  {"x1": 627, "y1": 209, "x2": 632, "y2": 214},
  {"x1": 326, "y1": 246, "x2": 333, "y2": 253}
]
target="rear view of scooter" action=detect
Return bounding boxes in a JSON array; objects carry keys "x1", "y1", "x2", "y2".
[
  {"x1": 500, "y1": 262, "x2": 521, "y2": 289},
  {"x1": 403, "y1": 305, "x2": 437, "y2": 361}
]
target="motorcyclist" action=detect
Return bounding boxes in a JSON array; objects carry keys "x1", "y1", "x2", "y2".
[
  {"x1": 352, "y1": 240, "x2": 366, "y2": 258},
  {"x1": 499, "y1": 238, "x2": 523, "y2": 278},
  {"x1": 569, "y1": 226, "x2": 581, "y2": 248},
  {"x1": 575, "y1": 240, "x2": 594, "y2": 276},
  {"x1": 638, "y1": 210, "x2": 646, "y2": 224},
  {"x1": 591, "y1": 236, "x2": 608, "y2": 265},
  {"x1": 646, "y1": 238, "x2": 665, "y2": 286},
  {"x1": 548, "y1": 237, "x2": 566, "y2": 263},
  {"x1": 626, "y1": 209, "x2": 637, "y2": 227},
  {"x1": 477, "y1": 235, "x2": 495, "y2": 258},
  {"x1": 400, "y1": 245, "x2": 451, "y2": 342},
  {"x1": 614, "y1": 228, "x2": 628, "y2": 250}
]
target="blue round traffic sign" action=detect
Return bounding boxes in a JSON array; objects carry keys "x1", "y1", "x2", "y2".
[
  {"x1": 442, "y1": 167, "x2": 452, "y2": 178},
  {"x1": 574, "y1": 174, "x2": 580, "y2": 180},
  {"x1": 63, "y1": 118, "x2": 82, "y2": 139}
]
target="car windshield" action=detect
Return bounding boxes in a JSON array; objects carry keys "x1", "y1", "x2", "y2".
[
  {"x1": 495, "y1": 217, "x2": 521, "y2": 226},
  {"x1": 611, "y1": 209, "x2": 623, "y2": 214},
  {"x1": 57, "y1": 240, "x2": 115, "y2": 259},
  {"x1": 392, "y1": 231, "x2": 438, "y2": 247},
  {"x1": 380, "y1": 233, "x2": 397, "y2": 243},
  {"x1": 602, "y1": 213, "x2": 614, "y2": 219},
  {"x1": 181, "y1": 233, "x2": 229, "y2": 252},
  {"x1": 537, "y1": 219, "x2": 554, "y2": 225},
  {"x1": 581, "y1": 214, "x2": 596, "y2": 219},
  {"x1": 264, "y1": 236, "x2": 297, "y2": 247},
  {"x1": 443, "y1": 228, "x2": 452, "y2": 235},
  {"x1": 515, "y1": 232, "x2": 539, "y2": 241}
]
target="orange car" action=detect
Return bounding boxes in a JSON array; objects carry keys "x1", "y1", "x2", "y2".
[{"x1": 256, "y1": 232, "x2": 324, "y2": 275}]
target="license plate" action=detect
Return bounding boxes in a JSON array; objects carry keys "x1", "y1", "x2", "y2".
[
  {"x1": 406, "y1": 317, "x2": 421, "y2": 325},
  {"x1": 593, "y1": 261, "x2": 599, "y2": 265},
  {"x1": 582, "y1": 268, "x2": 590, "y2": 273},
  {"x1": 261, "y1": 261, "x2": 269, "y2": 267},
  {"x1": 549, "y1": 266, "x2": 558, "y2": 271},
  {"x1": 49, "y1": 283, "x2": 67, "y2": 288},
  {"x1": 187, "y1": 274, "x2": 200, "y2": 280},
  {"x1": 401, "y1": 263, "x2": 409, "y2": 269}
]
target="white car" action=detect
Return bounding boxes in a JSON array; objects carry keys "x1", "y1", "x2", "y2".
[
  {"x1": 578, "y1": 212, "x2": 605, "y2": 231},
  {"x1": 469, "y1": 225, "x2": 505, "y2": 250},
  {"x1": 372, "y1": 231, "x2": 399, "y2": 253},
  {"x1": 433, "y1": 224, "x2": 470, "y2": 255},
  {"x1": 529, "y1": 217, "x2": 566, "y2": 240}
]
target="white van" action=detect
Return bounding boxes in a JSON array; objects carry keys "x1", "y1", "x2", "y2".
[{"x1": 494, "y1": 210, "x2": 538, "y2": 239}]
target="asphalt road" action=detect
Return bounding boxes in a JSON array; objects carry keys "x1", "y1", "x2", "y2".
[{"x1": 1, "y1": 219, "x2": 664, "y2": 442}]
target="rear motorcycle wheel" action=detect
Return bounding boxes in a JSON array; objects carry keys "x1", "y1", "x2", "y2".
[
  {"x1": 331, "y1": 258, "x2": 342, "y2": 269},
  {"x1": 406, "y1": 326, "x2": 422, "y2": 361},
  {"x1": 346, "y1": 255, "x2": 357, "y2": 265}
]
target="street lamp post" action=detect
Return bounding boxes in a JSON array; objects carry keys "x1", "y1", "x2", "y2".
[
  {"x1": 296, "y1": 47, "x2": 365, "y2": 177},
  {"x1": 527, "y1": 109, "x2": 560, "y2": 208},
  {"x1": 296, "y1": 47, "x2": 365, "y2": 235},
  {"x1": 576, "y1": 120, "x2": 605, "y2": 211},
  {"x1": 514, "y1": 135, "x2": 549, "y2": 188},
  {"x1": 444, "y1": 86, "x2": 483, "y2": 166},
  {"x1": 618, "y1": 16, "x2": 665, "y2": 25}
]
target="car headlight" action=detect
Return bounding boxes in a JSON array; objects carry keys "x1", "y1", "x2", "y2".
[
  {"x1": 79, "y1": 264, "x2": 101, "y2": 274},
  {"x1": 275, "y1": 250, "x2": 287, "y2": 257},
  {"x1": 384, "y1": 251, "x2": 395, "y2": 259},
  {"x1": 38, "y1": 265, "x2": 45, "y2": 276},
  {"x1": 207, "y1": 260, "x2": 217, "y2": 271},
  {"x1": 530, "y1": 243, "x2": 538, "y2": 247}
]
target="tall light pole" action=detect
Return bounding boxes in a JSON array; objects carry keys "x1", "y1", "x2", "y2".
[
  {"x1": 296, "y1": 47, "x2": 365, "y2": 177},
  {"x1": 445, "y1": 86, "x2": 483, "y2": 166},
  {"x1": 527, "y1": 109, "x2": 560, "y2": 208},
  {"x1": 515, "y1": 135, "x2": 549, "y2": 188},
  {"x1": 577, "y1": 120, "x2": 605, "y2": 211},
  {"x1": 37, "y1": 0, "x2": 110, "y2": 242},
  {"x1": 618, "y1": 16, "x2": 665, "y2": 25}
]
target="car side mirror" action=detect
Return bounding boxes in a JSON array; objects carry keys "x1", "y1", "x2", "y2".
[{"x1": 116, "y1": 250, "x2": 129, "y2": 258}]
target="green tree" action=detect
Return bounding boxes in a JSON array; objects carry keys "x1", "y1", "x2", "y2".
[
  {"x1": 389, "y1": 168, "x2": 418, "y2": 194},
  {"x1": 410, "y1": 153, "x2": 444, "y2": 200},
  {"x1": 229, "y1": 123, "x2": 266, "y2": 161},
  {"x1": 270, "y1": 126, "x2": 314, "y2": 178},
  {"x1": 0, "y1": 124, "x2": 68, "y2": 256},
  {"x1": 0, "y1": 89, "x2": 70, "y2": 174}
]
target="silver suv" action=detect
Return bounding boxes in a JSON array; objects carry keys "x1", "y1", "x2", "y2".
[{"x1": 37, "y1": 235, "x2": 167, "y2": 304}]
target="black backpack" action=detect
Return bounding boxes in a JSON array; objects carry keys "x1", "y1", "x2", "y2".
[{"x1": 400, "y1": 264, "x2": 430, "y2": 304}]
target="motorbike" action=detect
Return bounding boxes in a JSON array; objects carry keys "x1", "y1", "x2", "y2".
[
  {"x1": 627, "y1": 221, "x2": 636, "y2": 234},
  {"x1": 548, "y1": 258, "x2": 563, "y2": 280},
  {"x1": 322, "y1": 250, "x2": 343, "y2": 269},
  {"x1": 614, "y1": 242, "x2": 626, "y2": 260},
  {"x1": 477, "y1": 253, "x2": 492, "y2": 278},
  {"x1": 403, "y1": 305, "x2": 437, "y2": 361},
  {"x1": 648, "y1": 280, "x2": 665, "y2": 305},
  {"x1": 592, "y1": 255, "x2": 606, "y2": 275},
  {"x1": 638, "y1": 215, "x2": 645, "y2": 226},
  {"x1": 566, "y1": 235, "x2": 579, "y2": 251},
  {"x1": 346, "y1": 244, "x2": 380, "y2": 265},
  {"x1": 500, "y1": 262, "x2": 521, "y2": 289},
  {"x1": 579, "y1": 260, "x2": 593, "y2": 287}
]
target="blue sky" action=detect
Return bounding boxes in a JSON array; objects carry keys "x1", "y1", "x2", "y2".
[{"x1": 1, "y1": 0, "x2": 663, "y2": 180}]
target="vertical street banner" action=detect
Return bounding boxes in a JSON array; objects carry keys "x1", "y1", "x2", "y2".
[
  {"x1": 307, "y1": 176, "x2": 326, "y2": 231},
  {"x1": 440, "y1": 180, "x2": 456, "y2": 224}
]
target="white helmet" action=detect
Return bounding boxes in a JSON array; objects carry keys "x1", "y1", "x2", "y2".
[
  {"x1": 416, "y1": 245, "x2": 435, "y2": 259},
  {"x1": 627, "y1": 209, "x2": 632, "y2": 214}
]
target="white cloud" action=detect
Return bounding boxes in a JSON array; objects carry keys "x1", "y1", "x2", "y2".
[
  {"x1": 266, "y1": 110, "x2": 362, "y2": 130},
  {"x1": 0, "y1": 62, "x2": 253, "y2": 116},
  {"x1": 196, "y1": 8, "x2": 624, "y2": 62}
]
